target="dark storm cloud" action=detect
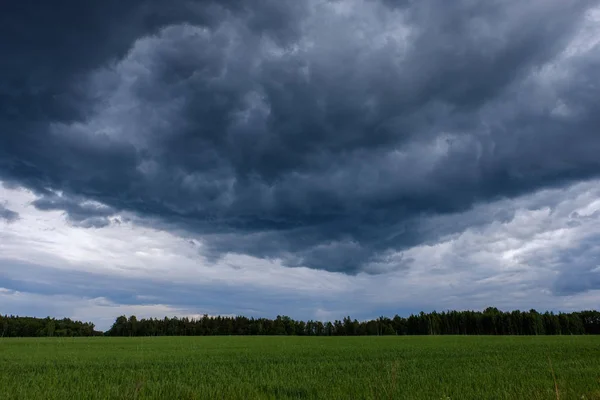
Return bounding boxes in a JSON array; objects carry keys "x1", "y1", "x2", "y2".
[
  {"x1": 0, "y1": 0, "x2": 304, "y2": 125},
  {"x1": 31, "y1": 193, "x2": 117, "y2": 228},
  {"x1": 0, "y1": 205, "x2": 19, "y2": 223},
  {"x1": 1, "y1": 0, "x2": 600, "y2": 273}
]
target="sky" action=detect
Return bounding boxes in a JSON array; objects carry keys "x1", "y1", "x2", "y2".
[{"x1": 1, "y1": 0, "x2": 600, "y2": 331}]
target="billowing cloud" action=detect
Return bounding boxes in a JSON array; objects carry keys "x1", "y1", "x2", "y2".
[{"x1": 1, "y1": 0, "x2": 600, "y2": 279}]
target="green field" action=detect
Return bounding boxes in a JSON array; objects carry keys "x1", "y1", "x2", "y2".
[{"x1": 1, "y1": 336, "x2": 599, "y2": 399}]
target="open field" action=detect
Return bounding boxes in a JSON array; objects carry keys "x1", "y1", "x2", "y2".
[{"x1": 1, "y1": 336, "x2": 599, "y2": 399}]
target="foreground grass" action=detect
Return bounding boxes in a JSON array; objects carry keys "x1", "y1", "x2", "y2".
[{"x1": 1, "y1": 336, "x2": 599, "y2": 399}]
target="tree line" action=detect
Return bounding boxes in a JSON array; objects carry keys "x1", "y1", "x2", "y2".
[
  {"x1": 2, "y1": 308, "x2": 599, "y2": 337},
  {"x1": 105, "y1": 308, "x2": 600, "y2": 336},
  {"x1": 0, "y1": 315, "x2": 102, "y2": 337}
]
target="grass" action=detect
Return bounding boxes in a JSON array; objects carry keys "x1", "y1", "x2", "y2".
[{"x1": 1, "y1": 336, "x2": 599, "y2": 399}]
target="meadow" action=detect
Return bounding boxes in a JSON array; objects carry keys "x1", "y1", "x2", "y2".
[{"x1": 1, "y1": 336, "x2": 599, "y2": 399}]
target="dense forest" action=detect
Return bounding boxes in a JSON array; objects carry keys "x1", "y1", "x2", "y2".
[{"x1": 3, "y1": 308, "x2": 600, "y2": 337}]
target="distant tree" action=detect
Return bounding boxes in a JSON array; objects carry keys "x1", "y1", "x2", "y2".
[{"x1": 46, "y1": 319, "x2": 55, "y2": 337}]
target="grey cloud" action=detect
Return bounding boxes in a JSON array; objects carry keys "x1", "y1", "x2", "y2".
[
  {"x1": 552, "y1": 234, "x2": 600, "y2": 295},
  {"x1": 1, "y1": 0, "x2": 600, "y2": 273},
  {"x1": 0, "y1": 204, "x2": 19, "y2": 223},
  {"x1": 31, "y1": 194, "x2": 116, "y2": 228}
]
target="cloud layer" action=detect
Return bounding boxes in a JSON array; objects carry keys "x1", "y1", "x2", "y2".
[{"x1": 3, "y1": 1, "x2": 600, "y2": 274}]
